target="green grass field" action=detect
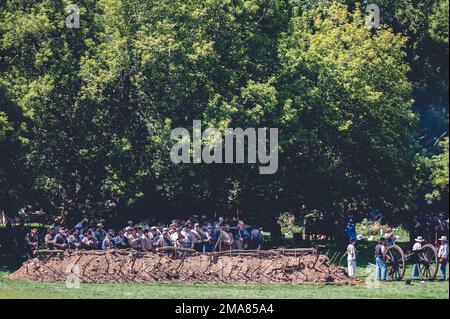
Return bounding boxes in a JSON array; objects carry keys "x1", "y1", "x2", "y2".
[
  {"x1": 0, "y1": 240, "x2": 448, "y2": 299},
  {"x1": 0, "y1": 263, "x2": 448, "y2": 299}
]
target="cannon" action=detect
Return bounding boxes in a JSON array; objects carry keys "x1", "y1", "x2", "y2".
[{"x1": 384, "y1": 244, "x2": 438, "y2": 281}]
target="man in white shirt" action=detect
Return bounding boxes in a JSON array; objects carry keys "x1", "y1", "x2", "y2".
[
  {"x1": 411, "y1": 236, "x2": 425, "y2": 277},
  {"x1": 346, "y1": 240, "x2": 356, "y2": 278},
  {"x1": 438, "y1": 236, "x2": 448, "y2": 281},
  {"x1": 169, "y1": 227, "x2": 179, "y2": 246}
]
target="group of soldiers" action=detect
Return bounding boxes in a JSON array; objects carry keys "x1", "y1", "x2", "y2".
[
  {"x1": 345, "y1": 225, "x2": 449, "y2": 282},
  {"x1": 23, "y1": 217, "x2": 265, "y2": 258},
  {"x1": 411, "y1": 212, "x2": 449, "y2": 244}
]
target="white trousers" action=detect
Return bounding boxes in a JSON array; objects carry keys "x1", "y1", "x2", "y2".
[{"x1": 347, "y1": 259, "x2": 356, "y2": 277}]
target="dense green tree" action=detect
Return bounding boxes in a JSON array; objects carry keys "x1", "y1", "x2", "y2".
[
  {"x1": 429, "y1": 0, "x2": 449, "y2": 44},
  {"x1": 0, "y1": 86, "x2": 30, "y2": 216},
  {"x1": 0, "y1": 0, "x2": 440, "y2": 234},
  {"x1": 342, "y1": 0, "x2": 448, "y2": 140},
  {"x1": 274, "y1": 2, "x2": 418, "y2": 219},
  {"x1": 425, "y1": 137, "x2": 449, "y2": 209}
]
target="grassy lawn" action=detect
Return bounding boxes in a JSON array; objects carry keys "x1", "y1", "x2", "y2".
[
  {"x1": 0, "y1": 263, "x2": 448, "y2": 299},
  {"x1": 0, "y1": 241, "x2": 448, "y2": 299}
]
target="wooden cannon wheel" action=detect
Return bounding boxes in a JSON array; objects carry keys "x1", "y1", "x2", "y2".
[
  {"x1": 417, "y1": 244, "x2": 439, "y2": 280},
  {"x1": 385, "y1": 245, "x2": 406, "y2": 281}
]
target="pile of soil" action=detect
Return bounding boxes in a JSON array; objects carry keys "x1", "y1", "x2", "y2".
[{"x1": 8, "y1": 250, "x2": 360, "y2": 285}]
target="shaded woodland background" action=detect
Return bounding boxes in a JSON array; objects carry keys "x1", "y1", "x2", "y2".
[{"x1": 0, "y1": 0, "x2": 448, "y2": 234}]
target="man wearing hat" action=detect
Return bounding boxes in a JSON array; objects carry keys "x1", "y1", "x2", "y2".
[
  {"x1": 215, "y1": 217, "x2": 225, "y2": 230},
  {"x1": 384, "y1": 227, "x2": 397, "y2": 246},
  {"x1": 249, "y1": 226, "x2": 264, "y2": 250},
  {"x1": 438, "y1": 236, "x2": 448, "y2": 281},
  {"x1": 234, "y1": 221, "x2": 250, "y2": 250},
  {"x1": 140, "y1": 228, "x2": 153, "y2": 252},
  {"x1": 411, "y1": 236, "x2": 425, "y2": 277},
  {"x1": 150, "y1": 226, "x2": 160, "y2": 244},
  {"x1": 113, "y1": 230, "x2": 129, "y2": 249},
  {"x1": 44, "y1": 228, "x2": 56, "y2": 249},
  {"x1": 156, "y1": 229, "x2": 174, "y2": 248},
  {"x1": 94, "y1": 223, "x2": 107, "y2": 249},
  {"x1": 67, "y1": 227, "x2": 83, "y2": 249},
  {"x1": 102, "y1": 231, "x2": 116, "y2": 249},
  {"x1": 180, "y1": 224, "x2": 195, "y2": 249},
  {"x1": 126, "y1": 227, "x2": 141, "y2": 249},
  {"x1": 192, "y1": 223, "x2": 208, "y2": 252},
  {"x1": 216, "y1": 224, "x2": 234, "y2": 252},
  {"x1": 24, "y1": 228, "x2": 39, "y2": 259},
  {"x1": 54, "y1": 227, "x2": 68, "y2": 250},
  {"x1": 81, "y1": 230, "x2": 98, "y2": 250}
]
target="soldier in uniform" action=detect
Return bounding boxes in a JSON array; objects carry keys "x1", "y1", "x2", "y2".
[
  {"x1": 180, "y1": 224, "x2": 195, "y2": 249},
  {"x1": 44, "y1": 228, "x2": 56, "y2": 249},
  {"x1": 216, "y1": 224, "x2": 234, "y2": 252},
  {"x1": 375, "y1": 237, "x2": 387, "y2": 280},
  {"x1": 126, "y1": 227, "x2": 141, "y2": 249},
  {"x1": 233, "y1": 221, "x2": 250, "y2": 250},
  {"x1": 140, "y1": 228, "x2": 153, "y2": 252},
  {"x1": 68, "y1": 228, "x2": 83, "y2": 249},
  {"x1": 249, "y1": 227, "x2": 264, "y2": 250},
  {"x1": 81, "y1": 230, "x2": 98, "y2": 250},
  {"x1": 54, "y1": 227, "x2": 68, "y2": 250},
  {"x1": 24, "y1": 228, "x2": 39, "y2": 259},
  {"x1": 114, "y1": 230, "x2": 129, "y2": 249},
  {"x1": 411, "y1": 236, "x2": 425, "y2": 277},
  {"x1": 94, "y1": 223, "x2": 107, "y2": 249},
  {"x1": 156, "y1": 230, "x2": 174, "y2": 248},
  {"x1": 192, "y1": 223, "x2": 208, "y2": 252}
]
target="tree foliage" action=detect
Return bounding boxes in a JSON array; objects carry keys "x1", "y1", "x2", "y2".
[
  {"x1": 0, "y1": 0, "x2": 446, "y2": 230},
  {"x1": 425, "y1": 137, "x2": 449, "y2": 206}
]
